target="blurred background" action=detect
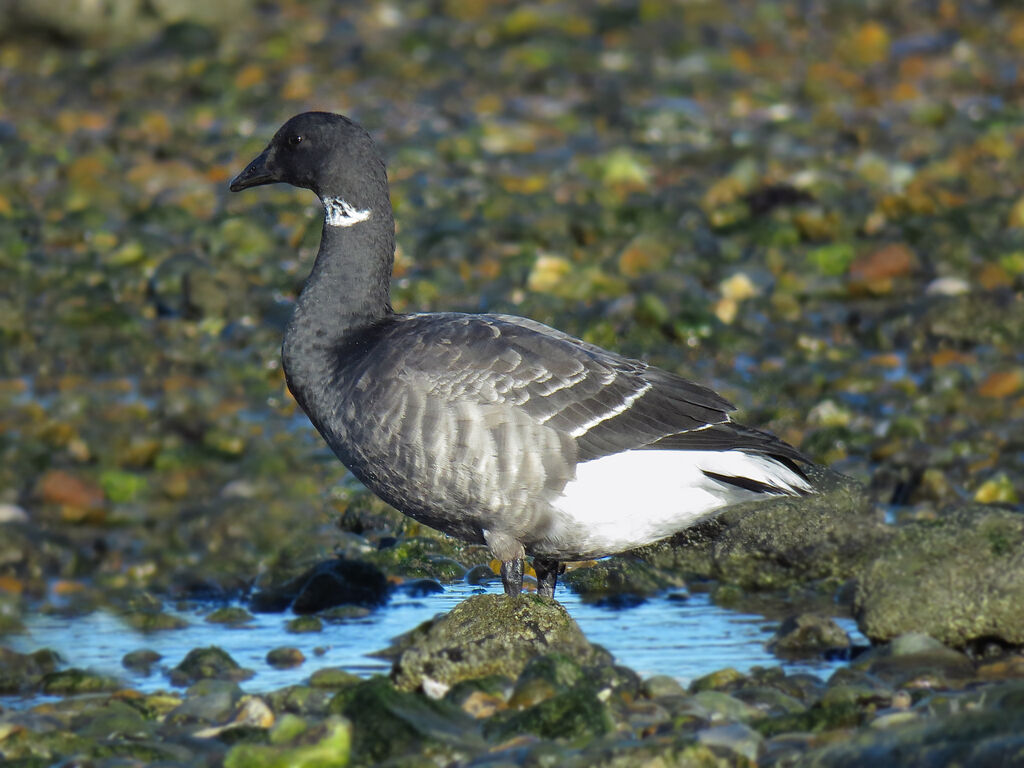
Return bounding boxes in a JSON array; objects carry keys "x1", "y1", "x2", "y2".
[{"x1": 1, "y1": 0, "x2": 1023, "y2": 604}]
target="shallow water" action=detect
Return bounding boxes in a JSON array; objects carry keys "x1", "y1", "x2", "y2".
[{"x1": 4, "y1": 583, "x2": 862, "y2": 705}]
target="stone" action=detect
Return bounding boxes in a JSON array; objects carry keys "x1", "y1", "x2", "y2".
[
  {"x1": 250, "y1": 558, "x2": 389, "y2": 614},
  {"x1": 768, "y1": 613, "x2": 852, "y2": 654},
  {"x1": 328, "y1": 676, "x2": 480, "y2": 765},
  {"x1": 39, "y1": 668, "x2": 123, "y2": 695},
  {"x1": 855, "y1": 506, "x2": 1024, "y2": 647},
  {"x1": 169, "y1": 646, "x2": 253, "y2": 686},
  {"x1": 122, "y1": 648, "x2": 162, "y2": 674},
  {"x1": 639, "y1": 467, "x2": 885, "y2": 591},
  {"x1": 223, "y1": 715, "x2": 350, "y2": 768},
  {"x1": 388, "y1": 594, "x2": 609, "y2": 693},
  {"x1": 696, "y1": 722, "x2": 764, "y2": 762},
  {"x1": 266, "y1": 647, "x2": 305, "y2": 669}
]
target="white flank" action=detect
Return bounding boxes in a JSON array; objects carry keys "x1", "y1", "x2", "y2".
[
  {"x1": 321, "y1": 195, "x2": 371, "y2": 227},
  {"x1": 548, "y1": 449, "x2": 811, "y2": 558},
  {"x1": 569, "y1": 381, "x2": 652, "y2": 438}
]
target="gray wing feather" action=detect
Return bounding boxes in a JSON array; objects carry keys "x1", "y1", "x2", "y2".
[{"x1": 394, "y1": 313, "x2": 735, "y2": 462}]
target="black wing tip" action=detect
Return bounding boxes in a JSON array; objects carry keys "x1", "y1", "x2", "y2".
[{"x1": 702, "y1": 466, "x2": 813, "y2": 497}]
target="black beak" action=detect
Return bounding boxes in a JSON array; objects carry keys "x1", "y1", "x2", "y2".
[{"x1": 229, "y1": 148, "x2": 277, "y2": 192}]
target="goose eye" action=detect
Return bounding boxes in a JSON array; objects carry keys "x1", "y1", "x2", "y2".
[{"x1": 288, "y1": 135, "x2": 303, "y2": 146}]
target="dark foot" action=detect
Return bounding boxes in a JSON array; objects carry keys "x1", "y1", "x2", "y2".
[
  {"x1": 501, "y1": 558, "x2": 524, "y2": 596},
  {"x1": 533, "y1": 557, "x2": 564, "y2": 598}
]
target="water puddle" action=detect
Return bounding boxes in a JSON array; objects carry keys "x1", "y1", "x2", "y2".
[{"x1": 4, "y1": 583, "x2": 863, "y2": 704}]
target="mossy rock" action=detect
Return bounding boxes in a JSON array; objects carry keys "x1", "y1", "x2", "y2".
[
  {"x1": 483, "y1": 683, "x2": 613, "y2": 743},
  {"x1": 639, "y1": 468, "x2": 883, "y2": 591},
  {"x1": 562, "y1": 556, "x2": 686, "y2": 601},
  {"x1": 388, "y1": 594, "x2": 609, "y2": 693},
  {"x1": 328, "y1": 676, "x2": 481, "y2": 766},
  {"x1": 855, "y1": 506, "x2": 1024, "y2": 647},
  {"x1": 796, "y1": 706, "x2": 1024, "y2": 767},
  {"x1": 40, "y1": 667, "x2": 124, "y2": 695},
  {"x1": 224, "y1": 715, "x2": 351, "y2": 768},
  {"x1": 0, "y1": 648, "x2": 60, "y2": 693},
  {"x1": 169, "y1": 646, "x2": 253, "y2": 686}
]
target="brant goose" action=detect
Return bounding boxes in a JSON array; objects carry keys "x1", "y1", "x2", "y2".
[{"x1": 230, "y1": 112, "x2": 813, "y2": 598}]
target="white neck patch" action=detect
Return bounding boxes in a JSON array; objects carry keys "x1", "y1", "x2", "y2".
[{"x1": 321, "y1": 195, "x2": 371, "y2": 227}]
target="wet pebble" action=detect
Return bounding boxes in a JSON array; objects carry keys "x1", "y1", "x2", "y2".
[
  {"x1": 308, "y1": 667, "x2": 361, "y2": 689},
  {"x1": 286, "y1": 615, "x2": 323, "y2": 634},
  {"x1": 40, "y1": 668, "x2": 123, "y2": 695},
  {"x1": 169, "y1": 646, "x2": 253, "y2": 686},
  {"x1": 266, "y1": 646, "x2": 305, "y2": 669},
  {"x1": 768, "y1": 613, "x2": 852, "y2": 654},
  {"x1": 205, "y1": 606, "x2": 254, "y2": 625},
  {"x1": 122, "y1": 648, "x2": 162, "y2": 675}
]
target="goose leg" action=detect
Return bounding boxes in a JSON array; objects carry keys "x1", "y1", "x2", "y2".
[
  {"x1": 486, "y1": 530, "x2": 525, "y2": 597},
  {"x1": 534, "y1": 557, "x2": 563, "y2": 598},
  {"x1": 501, "y1": 558, "x2": 524, "y2": 596}
]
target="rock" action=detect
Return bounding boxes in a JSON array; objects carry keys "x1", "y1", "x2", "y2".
[
  {"x1": 286, "y1": 616, "x2": 323, "y2": 634},
  {"x1": 319, "y1": 605, "x2": 371, "y2": 621},
  {"x1": 169, "y1": 646, "x2": 253, "y2": 686},
  {"x1": 265, "y1": 686, "x2": 334, "y2": 717},
  {"x1": 848, "y1": 242, "x2": 917, "y2": 294},
  {"x1": 250, "y1": 558, "x2": 389, "y2": 614},
  {"x1": 122, "y1": 648, "x2": 162, "y2": 674},
  {"x1": 0, "y1": 648, "x2": 59, "y2": 693},
  {"x1": 444, "y1": 675, "x2": 514, "y2": 720},
  {"x1": 205, "y1": 606, "x2": 254, "y2": 625},
  {"x1": 328, "y1": 676, "x2": 481, "y2": 765},
  {"x1": 483, "y1": 683, "x2": 614, "y2": 742},
  {"x1": 192, "y1": 695, "x2": 275, "y2": 738},
  {"x1": 562, "y1": 556, "x2": 686, "y2": 603},
  {"x1": 123, "y1": 609, "x2": 189, "y2": 631},
  {"x1": 0, "y1": 504, "x2": 28, "y2": 523},
  {"x1": 639, "y1": 468, "x2": 885, "y2": 591},
  {"x1": 35, "y1": 469, "x2": 105, "y2": 522},
  {"x1": 368, "y1": 536, "x2": 472, "y2": 582},
  {"x1": 164, "y1": 679, "x2": 244, "y2": 727},
  {"x1": 75, "y1": 698, "x2": 156, "y2": 741},
  {"x1": 690, "y1": 691, "x2": 764, "y2": 722},
  {"x1": 1, "y1": 0, "x2": 254, "y2": 46},
  {"x1": 796, "y1": 702, "x2": 1024, "y2": 767},
  {"x1": 308, "y1": 667, "x2": 361, "y2": 690},
  {"x1": 862, "y1": 648, "x2": 975, "y2": 690},
  {"x1": 387, "y1": 594, "x2": 609, "y2": 693},
  {"x1": 464, "y1": 563, "x2": 500, "y2": 586},
  {"x1": 40, "y1": 667, "x2": 123, "y2": 695},
  {"x1": 690, "y1": 667, "x2": 746, "y2": 693},
  {"x1": 223, "y1": 715, "x2": 351, "y2": 768},
  {"x1": 889, "y1": 632, "x2": 949, "y2": 656},
  {"x1": 732, "y1": 686, "x2": 808, "y2": 718},
  {"x1": 855, "y1": 506, "x2": 1024, "y2": 647},
  {"x1": 641, "y1": 675, "x2": 687, "y2": 699},
  {"x1": 266, "y1": 647, "x2": 305, "y2": 669},
  {"x1": 696, "y1": 722, "x2": 764, "y2": 762},
  {"x1": 923, "y1": 292, "x2": 1024, "y2": 348},
  {"x1": 395, "y1": 578, "x2": 444, "y2": 596},
  {"x1": 768, "y1": 613, "x2": 852, "y2": 654}
]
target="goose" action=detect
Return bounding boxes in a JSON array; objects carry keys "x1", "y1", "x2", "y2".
[{"x1": 229, "y1": 112, "x2": 813, "y2": 598}]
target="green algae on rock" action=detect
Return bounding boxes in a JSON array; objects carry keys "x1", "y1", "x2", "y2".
[
  {"x1": 855, "y1": 506, "x2": 1024, "y2": 647},
  {"x1": 224, "y1": 715, "x2": 351, "y2": 768},
  {"x1": 768, "y1": 613, "x2": 852, "y2": 655},
  {"x1": 640, "y1": 467, "x2": 883, "y2": 591},
  {"x1": 387, "y1": 594, "x2": 609, "y2": 693},
  {"x1": 328, "y1": 676, "x2": 481, "y2": 766},
  {"x1": 169, "y1": 646, "x2": 253, "y2": 686},
  {"x1": 40, "y1": 667, "x2": 124, "y2": 695}
]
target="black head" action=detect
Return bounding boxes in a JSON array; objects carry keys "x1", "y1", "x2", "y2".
[{"x1": 229, "y1": 112, "x2": 388, "y2": 207}]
